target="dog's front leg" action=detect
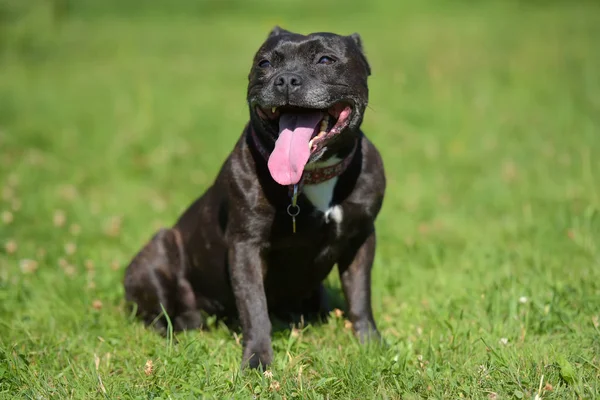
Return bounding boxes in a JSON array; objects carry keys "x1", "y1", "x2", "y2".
[
  {"x1": 338, "y1": 228, "x2": 381, "y2": 343},
  {"x1": 229, "y1": 242, "x2": 272, "y2": 370}
]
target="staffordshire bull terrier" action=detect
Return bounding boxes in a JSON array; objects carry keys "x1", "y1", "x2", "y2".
[{"x1": 124, "y1": 26, "x2": 385, "y2": 369}]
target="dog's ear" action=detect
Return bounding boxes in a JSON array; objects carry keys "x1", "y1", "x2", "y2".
[
  {"x1": 350, "y1": 33, "x2": 364, "y2": 51},
  {"x1": 349, "y1": 32, "x2": 371, "y2": 76},
  {"x1": 268, "y1": 26, "x2": 292, "y2": 38}
]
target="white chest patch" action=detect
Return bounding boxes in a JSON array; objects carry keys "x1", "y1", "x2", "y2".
[
  {"x1": 304, "y1": 177, "x2": 338, "y2": 213},
  {"x1": 325, "y1": 205, "x2": 343, "y2": 224},
  {"x1": 303, "y1": 157, "x2": 343, "y2": 224}
]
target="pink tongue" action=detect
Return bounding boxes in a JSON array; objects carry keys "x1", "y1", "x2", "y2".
[{"x1": 268, "y1": 112, "x2": 322, "y2": 185}]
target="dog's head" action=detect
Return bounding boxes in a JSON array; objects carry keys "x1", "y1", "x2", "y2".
[{"x1": 247, "y1": 27, "x2": 371, "y2": 186}]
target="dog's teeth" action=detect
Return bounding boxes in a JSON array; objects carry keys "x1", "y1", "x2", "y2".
[
  {"x1": 271, "y1": 107, "x2": 277, "y2": 113},
  {"x1": 320, "y1": 120, "x2": 327, "y2": 131},
  {"x1": 309, "y1": 129, "x2": 328, "y2": 149}
]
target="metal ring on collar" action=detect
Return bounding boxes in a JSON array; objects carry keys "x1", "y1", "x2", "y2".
[{"x1": 287, "y1": 204, "x2": 300, "y2": 217}]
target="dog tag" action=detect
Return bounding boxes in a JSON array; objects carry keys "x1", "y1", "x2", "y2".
[
  {"x1": 287, "y1": 204, "x2": 300, "y2": 233},
  {"x1": 287, "y1": 184, "x2": 300, "y2": 234}
]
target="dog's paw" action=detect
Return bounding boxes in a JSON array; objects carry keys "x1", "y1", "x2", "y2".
[
  {"x1": 353, "y1": 319, "x2": 382, "y2": 344},
  {"x1": 174, "y1": 310, "x2": 204, "y2": 331},
  {"x1": 241, "y1": 341, "x2": 273, "y2": 370}
]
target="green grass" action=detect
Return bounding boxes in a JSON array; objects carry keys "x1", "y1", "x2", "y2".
[{"x1": 1, "y1": 0, "x2": 600, "y2": 398}]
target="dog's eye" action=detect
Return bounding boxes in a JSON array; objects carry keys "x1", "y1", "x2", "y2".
[
  {"x1": 258, "y1": 59, "x2": 271, "y2": 68},
  {"x1": 317, "y1": 56, "x2": 335, "y2": 65}
]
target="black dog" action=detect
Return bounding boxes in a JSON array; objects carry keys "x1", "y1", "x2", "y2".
[{"x1": 124, "y1": 26, "x2": 386, "y2": 369}]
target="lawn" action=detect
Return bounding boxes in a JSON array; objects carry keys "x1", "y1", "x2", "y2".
[{"x1": 1, "y1": 0, "x2": 599, "y2": 398}]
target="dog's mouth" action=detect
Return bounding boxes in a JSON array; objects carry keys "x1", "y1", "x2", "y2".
[{"x1": 255, "y1": 102, "x2": 353, "y2": 186}]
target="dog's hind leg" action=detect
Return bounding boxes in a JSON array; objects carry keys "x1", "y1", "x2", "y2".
[
  {"x1": 298, "y1": 283, "x2": 330, "y2": 320},
  {"x1": 124, "y1": 228, "x2": 203, "y2": 333}
]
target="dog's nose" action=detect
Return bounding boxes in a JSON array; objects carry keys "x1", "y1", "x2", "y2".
[{"x1": 274, "y1": 73, "x2": 303, "y2": 92}]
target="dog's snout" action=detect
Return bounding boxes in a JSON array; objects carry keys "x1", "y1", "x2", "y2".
[{"x1": 274, "y1": 73, "x2": 303, "y2": 93}]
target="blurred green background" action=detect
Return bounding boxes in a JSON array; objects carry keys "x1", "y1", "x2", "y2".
[{"x1": 1, "y1": 0, "x2": 599, "y2": 398}]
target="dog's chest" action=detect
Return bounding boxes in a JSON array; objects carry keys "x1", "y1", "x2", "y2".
[{"x1": 303, "y1": 157, "x2": 343, "y2": 224}]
